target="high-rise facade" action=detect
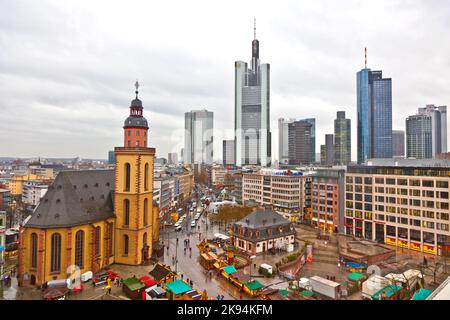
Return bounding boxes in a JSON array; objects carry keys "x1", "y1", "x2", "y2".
[
  {"x1": 222, "y1": 140, "x2": 235, "y2": 165},
  {"x1": 235, "y1": 24, "x2": 271, "y2": 167},
  {"x1": 406, "y1": 115, "x2": 432, "y2": 159},
  {"x1": 184, "y1": 110, "x2": 214, "y2": 165},
  {"x1": 357, "y1": 62, "x2": 392, "y2": 163},
  {"x1": 325, "y1": 134, "x2": 334, "y2": 166},
  {"x1": 168, "y1": 152, "x2": 178, "y2": 165},
  {"x1": 334, "y1": 111, "x2": 351, "y2": 165},
  {"x1": 392, "y1": 130, "x2": 405, "y2": 158},
  {"x1": 288, "y1": 120, "x2": 313, "y2": 165},
  {"x1": 419, "y1": 105, "x2": 447, "y2": 155},
  {"x1": 278, "y1": 118, "x2": 296, "y2": 165}
]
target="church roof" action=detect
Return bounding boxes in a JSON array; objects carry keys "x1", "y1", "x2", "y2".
[{"x1": 25, "y1": 170, "x2": 115, "y2": 229}]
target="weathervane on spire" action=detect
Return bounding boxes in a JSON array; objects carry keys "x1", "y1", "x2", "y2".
[
  {"x1": 135, "y1": 80, "x2": 140, "y2": 99},
  {"x1": 254, "y1": 18, "x2": 256, "y2": 40}
]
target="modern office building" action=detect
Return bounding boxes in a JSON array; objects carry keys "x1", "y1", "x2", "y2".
[
  {"x1": 22, "y1": 182, "x2": 49, "y2": 207},
  {"x1": 392, "y1": 130, "x2": 405, "y2": 158},
  {"x1": 406, "y1": 105, "x2": 447, "y2": 159},
  {"x1": 235, "y1": 23, "x2": 271, "y2": 167},
  {"x1": 357, "y1": 54, "x2": 392, "y2": 163},
  {"x1": 222, "y1": 140, "x2": 235, "y2": 165},
  {"x1": 278, "y1": 118, "x2": 296, "y2": 165},
  {"x1": 418, "y1": 105, "x2": 447, "y2": 156},
  {"x1": 241, "y1": 168, "x2": 313, "y2": 221},
  {"x1": 184, "y1": 109, "x2": 214, "y2": 165},
  {"x1": 288, "y1": 120, "x2": 314, "y2": 165},
  {"x1": 345, "y1": 159, "x2": 450, "y2": 256},
  {"x1": 311, "y1": 168, "x2": 346, "y2": 233},
  {"x1": 334, "y1": 111, "x2": 351, "y2": 165},
  {"x1": 108, "y1": 150, "x2": 115, "y2": 165},
  {"x1": 324, "y1": 134, "x2": 334, "y2": 166},
  {"x1": 168, "y1": 152, "x2": 178, "y2": 165}
]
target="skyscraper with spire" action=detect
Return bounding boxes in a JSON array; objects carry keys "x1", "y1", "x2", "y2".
[
  {"x1": 357, "y1": 48, "x2": 392, "y2": 163},
  {"x1": 234, "y1": 20, "x2": 271, "y2": 167}
]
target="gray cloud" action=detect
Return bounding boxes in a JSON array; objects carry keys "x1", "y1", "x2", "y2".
[{"x1": 0, "y1": 0, "x2": 449, "y2": 161}]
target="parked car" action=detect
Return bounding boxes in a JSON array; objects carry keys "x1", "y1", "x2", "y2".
[{"x1": 191, "y1": 221, "x2": 196, "y2": 228}]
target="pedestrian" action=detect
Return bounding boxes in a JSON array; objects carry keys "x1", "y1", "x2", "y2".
[
  {"x1": 184, "y1": 247, "x2": 187, "y2": 255},
  {"x1": 181, "y1": 274, "x2": 184, "y2": 280},
  {"x1": 239, "y1": 293, "x2": 243, "y2": 300}
]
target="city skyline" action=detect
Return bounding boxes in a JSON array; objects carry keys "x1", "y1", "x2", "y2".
[{"x1": 1, "y1": 1, "x2": 450, "y2": 161}]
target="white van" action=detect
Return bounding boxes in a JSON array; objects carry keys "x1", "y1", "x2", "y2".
[
  {"x1": 47, "y1": 279, "x2": 70, "y2": 289},
  {"x1": 81, "y1": 271, "x2": 93, "y2": 282}
]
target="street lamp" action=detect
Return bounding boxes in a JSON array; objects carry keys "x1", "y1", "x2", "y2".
[{"x1": 250, "y1": 255, "x2": 256, "y2": 276}]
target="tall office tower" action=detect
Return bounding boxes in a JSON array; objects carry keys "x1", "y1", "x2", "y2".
[
  {"x1": 304, "y1": 118, "x2": 316, "y2": 163},
  {"x1": 180, "y1": 148, "x2": 184, "y2": 164},
  {"x1": 324, "y1": 134, "x2": 334, "y2": 166},
  {"x1": 168, "y1": 152, "x2": 178, "y2": 165},
  {"x1": 235, "y1": 21, "x2": 271, "y2": 167},
  {"x1": 334, "y1": 111, "x2": 351, "y2": 165},
  {"x1": 406, "y1": 105, "x2": 447, "y2": 159},
  {"x1": 184, "y1": 109, "x2": 214, "y2": 165},
  {"x1": 223, "y1": 140, "x2": 235, "y2": 165},
  {"x1": 357, "y1": 49, "x2": 392, "y2": 163},
  {"x1": 278, "y1": 118, "x2": 296, "y2": 165},
  {"x1": 418, "y1": 105, "x2": 447, "y2": 154},
  {"x1": 288, "y1": 120, "x2": 313, "y2": 165},
  {"x1": 406, "y1": 115, "x2": 432, "y2": 159},
  {"x1": 392, "y1": 130, "x2": 405, "y2": 158},
  {"x1": 320, "y1": 145, "x2": 326, "y2": 165}
]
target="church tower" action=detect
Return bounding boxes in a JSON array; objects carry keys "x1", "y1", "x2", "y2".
[{"x1": 114, "y1": 82, "x2": 156, "y2": 265}]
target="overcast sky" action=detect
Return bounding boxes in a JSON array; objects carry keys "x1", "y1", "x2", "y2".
[{"x1": 1, "y1": 0, "x2": 449, "y2": 161}]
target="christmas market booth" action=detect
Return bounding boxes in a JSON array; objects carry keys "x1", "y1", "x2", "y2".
[
  {"x1": 149, "y1": 263, "x2": 177, "y2": 284},
  {"x1": 164, "y1": 280, "x2": 192, "y2": 300},
  {"x1": 122, "y1": 277, "x2": 146, "y2": 300}
]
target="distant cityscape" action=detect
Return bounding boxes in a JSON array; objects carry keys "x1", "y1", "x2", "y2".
[{"x1": 1, "y1": 13, "x2": 449, "y2": 303}]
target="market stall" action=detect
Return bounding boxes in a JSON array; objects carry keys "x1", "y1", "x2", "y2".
[{"x1": 122, "y1": 277, "x2": 146, "y2": 300}]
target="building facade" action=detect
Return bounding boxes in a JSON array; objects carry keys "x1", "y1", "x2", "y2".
[
  {"x1": 231, "y1": 209, "x2": 296, "y2": 255},
  {"x1": 406, "y1": 105, "x2": 447, "y2": 159},
  {"x1": 22, "y1": 182, "x2": 49, "y2": 207},
  {"x1": 18, "y1": 85, "x2": 159, "y2": 286},
  {"x1": 167, "y1": 153, "x2": 178, "y2": 165},
  {"x1": 406, "y1": 114, "x2": 433, "y2": 159},
  {"x1": 222, "y1": 140, "x2": 235, "y2": 166},
  {"x1": 184, "y1": 110, "x2": 214, "y2": 165},
  {"x1": 311, "y1": 169, "x2": 346, "y2": 233},
  {"x1": 334, "y1": 111, "x2": 351, "y2": 165},
  {"x1": 288, "y1": 120, "x2": 314, "y2": 165},
  {"x1": 0, "y1": 211, "x2": 5, "y2": 284},
  {"x1": 235, "y1": 26, "x2": 271, "y2": 167},
  {"x1": 345, "y1": 162, "x2": 450, "y2": 256},
  {"x1": 242, "y1": 169, "x2": 312, "y2": 221},
  {"x1": 278, "y1": 118, "x2": 296, "y2": 165},
  {"x1": 357, "y1": 66, "x2": 392, "y2": 163},
  {"x1": 392, "y1": 130, "x2": 405, "y2": 158}
]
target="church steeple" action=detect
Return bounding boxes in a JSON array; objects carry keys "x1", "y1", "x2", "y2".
[{"x1": 123, "y1": 81, "x2": 149, "y2": 148}]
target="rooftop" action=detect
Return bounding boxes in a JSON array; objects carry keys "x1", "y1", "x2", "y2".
[{"x1": 24, "y1": 169, "x2": 114, "y2": 229}]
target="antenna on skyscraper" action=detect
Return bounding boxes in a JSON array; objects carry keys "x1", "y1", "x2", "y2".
[
  {"x1": 365, "y1": 47, "x2": 367, "y2": 68},
  {"x1": 254, "y1": 18, "x2": 256, "y2": 40}
]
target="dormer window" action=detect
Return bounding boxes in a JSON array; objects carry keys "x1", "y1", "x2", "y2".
[
  {"x1": 94, "y1": 183, "x2": 99, "y2": 187},
  {"x1": 56, "y1": 199, "x2": 61, "y2": 204},
  {"x1": 106, "y1": 182, "x2": 110, "y2": 187},
  {"x1": 84, "y1": 184, "x2": 88, "y2": 188}
]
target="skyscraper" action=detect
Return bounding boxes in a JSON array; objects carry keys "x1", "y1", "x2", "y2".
[
  {"x1": 278, "y1": 118, "x2": 296, "y2": 165},
  {"x1": 357, "y1": 49, "x2": 392, "y2": 163},
  {"x1": 392, "y1": 130, "x2": 405, "y2": 158},
  {"x1": 288, "y1": 120, "x2": 313, "y2": 165},
  {"x1": 184, "y1": 109, "x2": 214, "y2": 165},
  {"x1": 418, "y1": 105, "x2": 447, "y2": 154},
  {"x1": 406, "y1": 105, "x2": 447, "y2": 159},
  {"x1": 235, "y1": 21, "x2": 271, "y2": 167},
  {"x1": 325, "y1": 134, "x2": 334, "y2": 166},
  {"x1": 168, "y1": 152, "x2": 178, "y2": 165},
  {"x1": 334, "y1": 111, "x2": 351, "y2": 165},
  {"x1": 223, "y1": 140, "x2": 235, "y2": 165}
]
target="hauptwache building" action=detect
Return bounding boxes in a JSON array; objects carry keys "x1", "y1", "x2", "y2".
[{"x1": 18, "y1": 85, "x2": 159, "y2": 286}]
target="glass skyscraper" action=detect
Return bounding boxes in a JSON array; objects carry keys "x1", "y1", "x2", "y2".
[
  {"x1": 184, "y1": 109, "x2": 214, "y2": 165},
  {"x1": 334, "y1": 111, "x2": 351, "y2": 165},
  {"x1": 235, "y1": 24, "x2": 271, "y2": 167},
  {"x1": 357, "y1": 67, "x2": 392, "y2": 163}
]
